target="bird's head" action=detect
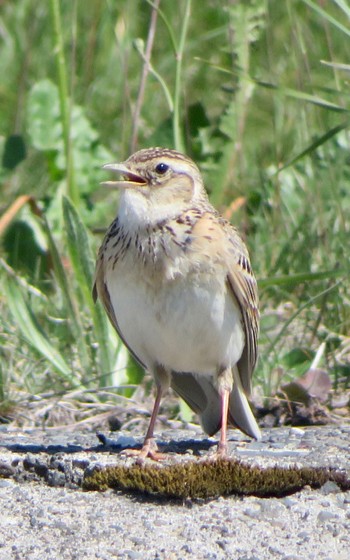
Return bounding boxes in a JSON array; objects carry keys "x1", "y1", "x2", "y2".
[{"x1": 102, "y1": 148, "x2": 207, "y2": 220}]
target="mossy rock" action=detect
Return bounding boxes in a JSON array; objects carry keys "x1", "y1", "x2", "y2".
[{"x1": 83, "y1": 458, "x2": 350, "y2": 500}]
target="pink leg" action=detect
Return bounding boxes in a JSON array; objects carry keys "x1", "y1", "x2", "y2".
[
  {"x1": 138, "y1": 385, "x2": 164, "y2": 459},
  {"x1": 216, "y1": 388, "x2": 230, "y2": 458}
]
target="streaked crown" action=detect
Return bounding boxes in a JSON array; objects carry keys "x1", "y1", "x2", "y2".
[{"x1": 124, "y1": 147, "x2": 203, "y2": 189}]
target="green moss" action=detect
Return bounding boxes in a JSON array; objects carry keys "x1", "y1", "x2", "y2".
[{"x1": 83, "y1": 459, "x2": 350, "y2": 499}]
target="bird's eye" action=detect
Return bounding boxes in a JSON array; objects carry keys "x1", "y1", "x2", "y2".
[{"x1": 155, "y1": 162, "x2": 169, "y2": 175}]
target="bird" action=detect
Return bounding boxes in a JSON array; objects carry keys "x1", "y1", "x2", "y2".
[{"x1": 93, "y1": 147, "x2": 261, "y2": 459}]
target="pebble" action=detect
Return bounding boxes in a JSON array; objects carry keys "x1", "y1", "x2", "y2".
[
  {"x1": 320, "y1": 481, "x2": 341, "y2": 494},
  {"x1": 0, "y1": 461, "x2": 15, "y2": 477},
  {"x1": 122, "y1": 550, "x2": 142, "y2": 559},
  {"x1": 317, "y1": 510, "x2": 340, "y2": 523},
  {"x1": 282, "y1": 497, "x2": 297, "y2": 508},
  {"x1": 289, "y1": 427, "x2": 305, "y2": 436},
  {"x1": 0, "y1": 479, "x2": 14, "y2": 488},
  {"x1": 243, "y1": 505, "x2": 261, "y2": 519}
]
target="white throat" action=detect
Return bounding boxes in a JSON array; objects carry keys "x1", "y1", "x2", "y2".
[{"x1": 118, "y1": 189, "x2": 185, "y2": 231}]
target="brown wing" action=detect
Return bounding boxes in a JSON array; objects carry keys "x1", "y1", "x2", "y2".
[
  {"x1": 226, "y1": 227, "x2": 259, "y2": 396},
  {"x1": 92, "y1": 250, "x2": 147, "y2": 370},
  {"x1": 170, "y1": 211, "x2": 260, "y2": 438},
  {"x1": 187, "y1": 211, "x2": 259, "y2": 395}
]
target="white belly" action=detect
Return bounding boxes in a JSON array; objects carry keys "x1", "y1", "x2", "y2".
[{"x1": 106, "y1": 265, "x2": 244, "y2": 374}]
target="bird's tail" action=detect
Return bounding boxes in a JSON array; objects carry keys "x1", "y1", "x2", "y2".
[
  {"x1": 171, "y1": 369, "x2": 261, "y2": 440},
  {"x1": 228, "y1": 366, "x2": 261, "y2": 440}
]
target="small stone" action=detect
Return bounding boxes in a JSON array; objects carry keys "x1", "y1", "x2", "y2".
[
  {"x1": 0, "y1": 462, "x2": 15, "y2": 477},
  {"x1": 22, "y1": 454, "x2": 36, "y2": 470},
  {"x1": 342, "y1": 493, "x2": 350, "y2": 504},
  {"x1": 320, "y1": 481, "x2": 341, "y2": 495},
  {"x1": 259, "y1": 501, "x2": 286, "y2": 519},
  {"x1": 297, "y1": 531, "x2": 309, "y2": 541},
  {"x1": 268, "y1": 546, "x2": 282, "y2": 555},
  {"x1": 317, "y1": 510, "x2": 339, "y2": 523},
  {"x1": 72, "y1": 458, "x2": 90, "y2": 470},
  {"x1": 46, "y1": 470, "x2": 66, "y2": 487},
  {"x1": 283, "y1": 498, "x2": 297, "y2": 508},
  {"x1": 130, "y1": 537, "x2": 146, "y2": 546},
  {"x1": 108, "y1": 415, "x2": 123, "y2": 431},
  {"x1": 320, "y1": 500, "x2": 331, "y2": 507},
  {"x1": 110, "y1": 524, "x2": 124, "y2": 532},
  {"x1": 0, "y1": 479, "x2": 14, "y2": 488},
  {"x1": 123, "y1": 550, "x2": 142, "y2": 560},
  {"x1": 270, "y1": 518, "x2": 286, "y2": 529},
  {"x1": 216, "y1": 539, "x2": 228, "y2": 551},
  {"x1": 237, "y1": 556, "x2": 260, "y2": 560},
  {"x1": 243, "y1": 505, "x2": 261, "y2": 519},
  {"x1": 289, "y1": 427, "x2": 305, "y2": 436}
]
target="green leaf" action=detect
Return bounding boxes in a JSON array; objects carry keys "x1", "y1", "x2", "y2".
[
  {"x1": 27, "y1": 79, "x2": 63, "y2": 152},
  {"x1": 62, "y1": 196, "x2": 117, "y2": 386},
  {"x1": 197, "y1": 59, "x2": 350, "y2": 113},
  {"x1": 259, "y1": 268, "x2": 346, "y2": 289},
  {"x1": 281, "y1": 348, "x2": 313, "y2": 369},
  {"x1": 264, "y1": 282, "x2": 341, "y2": 360},
  {"x1": 302, "y1": 0, "x2": 350, "y2": 39},
  {"x1": 4, "y1": 277, "x2": 74, "y2": 382},
  {"x1": 26, "y1": 79, "x2": 113, "y2": 198},
  {"x1": 277, "y1": 121, "x2": 350, "y2": 172},
  {"x1": 62, "y1": 195, "x2": 94, "y2": 297},
  {"x1": 179, "y1": 400, "x2": 194, "y2": 423},
  {"x1": 2, "y1": 213, "x2": 49, "y2": 284},
  {"x1": 43, "y1": 216, "x2": 91, "y2": 373},
  {"x1": 2, "y1": 134, "x2": 26, "y2": 170}
]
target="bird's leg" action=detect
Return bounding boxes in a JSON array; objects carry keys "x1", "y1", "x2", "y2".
[
  {"x1": 122, "y1": 382, "x2": 166, "y2": 462},
  {"x1": 212, "y1": 367, "x2": 233, "y2": 459},
  {"x1": 125, "y1": 366, "x2": 171, "y2": 461},
  {"x1": 216, "y1": 387, "x2": 230, "y2": 458},
  {"x1": 138, "y1": 384, "x2": 164, "y2": 460}
]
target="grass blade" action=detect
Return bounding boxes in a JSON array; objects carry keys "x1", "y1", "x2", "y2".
[
  {"x1": 62, "y1": 196, "x2": 117, "y2": 386},
  {"x1": 277, "y1": 120, "x2": 350, "y2": 172},
  {"x1": 259, "y1": 268, "x2": 346, "y2": 289},
  {"x1": 4, "y1": 277, "x2": 75, "y2": 382},
  {"x1": 196, "y1": 58, "x2": 349, "y2": 113},
  {"x1": 302, "y1": 0, "x2": 350, "y2": 39},
  {"x1": 43, "y1": 215, "x2": 91, "y2": 372}
]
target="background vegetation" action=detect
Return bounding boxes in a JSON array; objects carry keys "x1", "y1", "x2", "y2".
[{"x1": 1, "y1": 0, "x2": 349, "y2": 426}]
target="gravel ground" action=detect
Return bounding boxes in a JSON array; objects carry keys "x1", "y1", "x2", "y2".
[{"x1": 1, "y1": 424, "x2": 350, "y2": 560}]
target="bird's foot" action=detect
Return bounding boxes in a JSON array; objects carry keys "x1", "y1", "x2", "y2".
[
  {"x1": 121, "y1": 438, "x2": 167, "y2": 463},
  {"x1": 208, "y1": 441, "x2": 229, "y2": 461}
]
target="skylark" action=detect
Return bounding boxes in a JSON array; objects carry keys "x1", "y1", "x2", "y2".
[{"x1": 93, "y1": 147, "x2": 261, "y2": 459}]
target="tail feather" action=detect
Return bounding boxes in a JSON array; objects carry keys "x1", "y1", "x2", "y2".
[
  {"x1": 171, "y1": 369, "x2": 261, "y2": 440},
  {"x1": 228, "y1": 366, "x2": 261, "y2": 440},
  {"x1": 171, "y1": 372, "x2": 221, "y2": 436}
]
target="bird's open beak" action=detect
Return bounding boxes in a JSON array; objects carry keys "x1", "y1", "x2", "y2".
[{"x1": 101, "y1": 163, "x2": 147, "y2": 189}]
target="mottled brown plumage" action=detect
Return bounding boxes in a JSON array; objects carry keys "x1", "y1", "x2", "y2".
[{"x1": 93, "y1": 147, "x2": 260, "y2": 459}]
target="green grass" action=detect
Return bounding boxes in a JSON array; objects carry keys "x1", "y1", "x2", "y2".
[{"x1": 0, "y1": 0, "x2": 349, "y2": 423}]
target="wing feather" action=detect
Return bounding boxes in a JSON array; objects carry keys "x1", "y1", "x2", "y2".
[
  {"x1": 189, "y1": 212, "x2": 259, "y2": 395},
  {"x1": 93, "y1": 250, "x2": 146, "y2": 369},
  {"x1": 226, "y1": 230, "x2": 259, "y2": 395}
]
